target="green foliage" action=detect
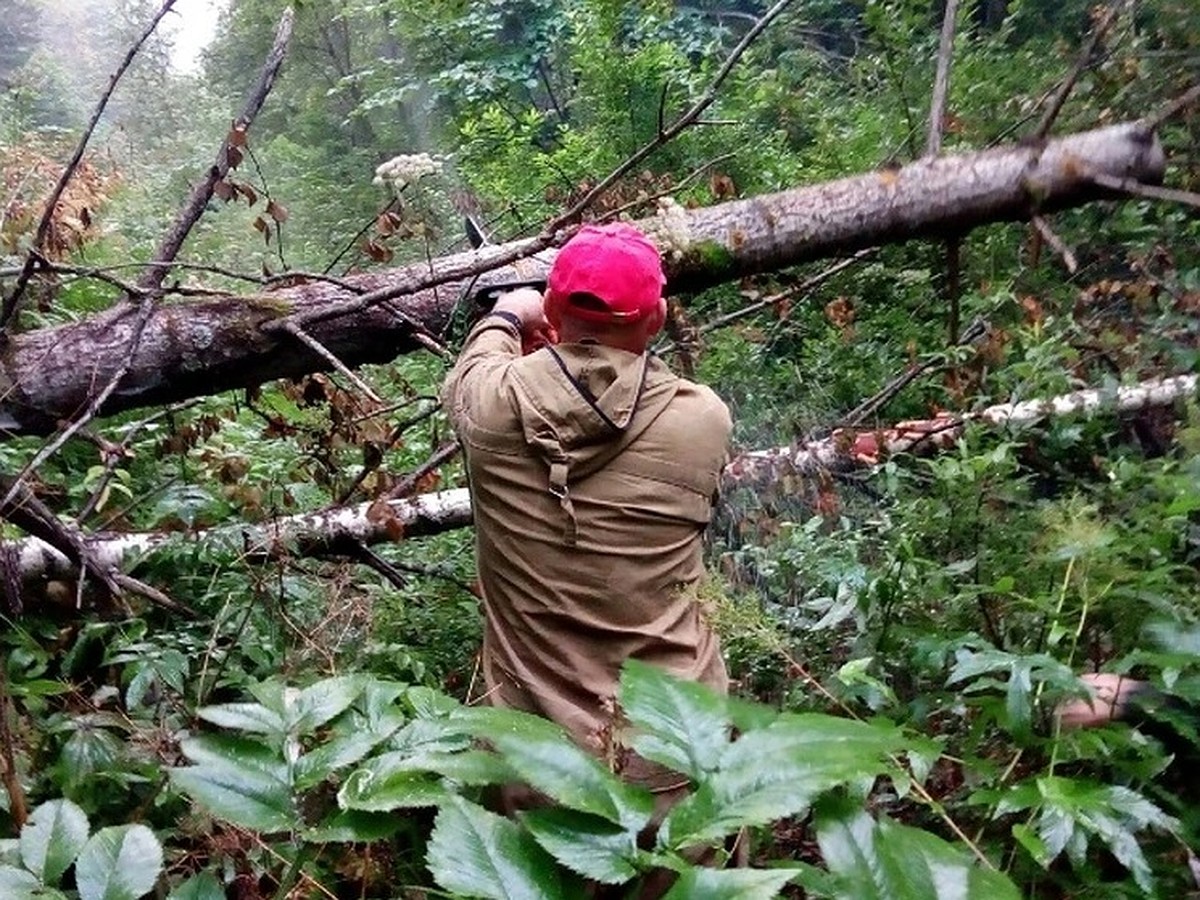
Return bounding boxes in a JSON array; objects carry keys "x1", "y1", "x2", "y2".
[
  {"x1": 156, "y1": 663, "x2": 1020, "y2": 897},
  {"x1": 0, "y1": 799, "x2": 162, "y2": 900}
]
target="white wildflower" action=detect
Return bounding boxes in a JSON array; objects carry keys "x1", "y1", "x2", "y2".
[
  {"x1": 652, "y1": 197, "x2": 692, "y2": 261},
  {"x1": 372, "y1": 152, "x2": 444, "y2": 192}
]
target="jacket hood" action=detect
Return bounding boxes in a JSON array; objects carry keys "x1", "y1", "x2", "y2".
[{"x1": 508, "y1": 342, "x2": 679, "y2": 476}]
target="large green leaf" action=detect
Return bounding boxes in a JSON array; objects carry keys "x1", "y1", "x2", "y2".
[
  {"x1": 455, "y1": 707, "x2": 654, "y2": 830},
  {"x1": 337, "y1": 764, "x2": 453, "y2": 811},
  {"x1": 0, "y1": 864, "x2": 44, "y2": 899},
  {"x1": 74, "y1": 825, "x2": 163, "y2": 900},
  {"x1": 660, "y1": 715, "x2": 909, "y2": 848},
  {"x1": 661, "y1": 867, "x2": 798, "y2": 899},
  {"x1": 427, "y1": 795, "x2": 567, "y2": 900},
  {"x1": 288, "y1": 675, "x2": 368, "y2": 733},
  {"x1": 810, "y1": 794, "x2": 1020, "y2": 900},
  {"x1": 166, "y1": 871, "x2": 224, "y2": 900},
  {"x1": 195, "y1": 702, "x2": 285, "y2": 736},
  {"x1": 520, "y1": 808, "x2": 640, "y2": 884},
  {"x1": 294, "y1": 720, "x2": 403, "y2": 790},
  {"x1": 20, "y1": 798, "x2": 89, "y2": 884},
  {"x1": 619, "y1": 659, "x2": 732, "y2": 779},
  {"x1": 170, "y1": 736, "x2": 298, "y2": 832}
]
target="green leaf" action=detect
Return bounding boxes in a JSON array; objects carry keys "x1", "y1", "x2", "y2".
[
  {"x1": 288, "y1": 675, "x2": 368, "y2": 732},
  {"x1": 1011, "y1": 823, "x2": 1051, "y2": 868},
  {"x1": 195, "y1": 702, "x2": 285, "y2": 735},
  {"x1": 521, "y1": 808, "x2": 640, "y2": 884},
  {"x1": 661, "y1": 866, "x2": 798, "y2": 899},
  {"x1": 337, "y1": 764, "x2": 453, "y2": 811},
  {"x1": 75, "y1": 825, "x2": 163, "y2": 900},
  {"x1": 619, "y1": 659, "x2": 732, "y2": 779},
  {"x1": 59, "y1": 726, "x2": 123, "y2": 787},
  {"x1": 166, "y1": 871, "x2": 225, "y2": 900},
  {"x1": 8, "y1": 679, "x2": 72, "y2": 698},
  {"x1": 20, "y1": 798, "x2": 89, "y2": 884},
  {"x1": 303, "y1": 810, "x2": 403, "y2": 843},
  {"x1": 170, "y1": 736, "x2": 298, "y2": 832},
  {"x1": 455, "y1": 706, "x2": 655, "y2": 830},
  {"x1": 0, "y1": 864, "x2": 43, "y2": 899},
  {"x1": 1027, "y1": 776, "x2": 1176, "y2": 892},
  {"x1": 427, "y1": 796, "x2": 567, "y2": 900},
  {"x1": 660, "y1": 715, "x2": 909, "y2": 848},
  {"x1": 814, "y1": 794, "x2": 1020, "y2": 899},
  {"x1": 294, "y1": 721, "x2": 403, "y2": 790}
]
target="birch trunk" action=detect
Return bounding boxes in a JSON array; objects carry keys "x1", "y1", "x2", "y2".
[{"x1": 13, "y1": 372, "x2": 1194, "y2": 588}]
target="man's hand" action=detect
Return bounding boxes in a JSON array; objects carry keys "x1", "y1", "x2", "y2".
[
  {"x1": 1056, "y1": 673, "x2": 1147, "y2": 728},
  {"x1": 493, "y1": 288, "x2": 558, "y2": 353}
]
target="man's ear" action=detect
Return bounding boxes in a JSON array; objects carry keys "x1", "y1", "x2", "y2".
[
  {"x1": 644, "y1": 297, "x2": 667, "y2": 337},
  {"x1": 545, "y1": 292, "x2": 563, "y2": 331}
]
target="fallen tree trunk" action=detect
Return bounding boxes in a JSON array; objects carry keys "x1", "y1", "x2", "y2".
[
  {"x1": 0, "y1": 122, "x2": 1164, "y2": 436},
  {"x1": 13, "y1": 372, "x2": 1195, "y2": 588}
]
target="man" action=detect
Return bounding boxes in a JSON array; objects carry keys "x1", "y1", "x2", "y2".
[{"x1": 441, "y1": 222, "x2": 732, "y2": 807}]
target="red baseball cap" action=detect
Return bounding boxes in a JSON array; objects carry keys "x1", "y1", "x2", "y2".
[{"x1": 545, "y1": 223, "x2": 666, "y2": 324}]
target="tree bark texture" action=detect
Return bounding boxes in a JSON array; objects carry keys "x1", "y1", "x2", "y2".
[
  {"x1": 12, "y1": 372, "x2": 1195, "y2": 591},
  {"x1": 0, "y1": 122, "x2": 1164, "y2": 436}
]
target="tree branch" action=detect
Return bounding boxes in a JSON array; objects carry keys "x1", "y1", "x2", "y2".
[
  {"x1": 1143, "y1": 81, "x2": 1200, "y2": 131},
  {"x1": 925, "y1": 0, "x2": 960, "y2": 157},
  {"x1": 140, "y1": 7, "x2": 295, "y2": 291},
  {"x1": 1091, "y1": 172, "x2": 1200, "y2": 209},
  {"x1": 1031, "y1": 215, "x2": 1079, "y2": 273},
  {"x1": 1033, "y1": 0, "x2": 1125, "y2": 140},
  {"x1": 0, "y1": 0, "x2": 179, "y2": 329}
]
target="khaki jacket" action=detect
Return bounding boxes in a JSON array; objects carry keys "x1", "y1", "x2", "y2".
[{"x1": 441, "y1": 318, "x2": 731, "y2": 786}]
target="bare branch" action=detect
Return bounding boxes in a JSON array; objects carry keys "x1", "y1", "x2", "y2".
[
  {"x1": 1143, "y1": 80, "x2": 1200, "y2": 131},
  {"x1": 1031, "y1": 215, "x2": 1079, "y2": 273},
  {"x1": 603, "y1": 154, "x2": 739, "y2": 221},
  {"x1": 384, "y1": 440, "x2": 460, "y2": 500},
  {"x1": 1091, "y1": 172, "x2": 1200, "y2": 209},
  {"x1": 838, "y1": 318, "x2": 989, "y2": 428},
  {"x1": 1033, "y1": 0, "x2": 1124, "y2": 140},
  {"x1": 669, "y1": 250, "x2": 875, "y2": 344},
  {"x1": 0, "y1": 0, "x2": 179, "y2": 329},
  {"x1": 338, "y1": 405, "x2": 443, "y2": 504},
  {"x1": 925, "y1": 0, "x2": 960, "y2": 157},
  {"x1": 280, "y1": 322, "x2": 384, "y2": 403},
  {"x1": 140, "y1": 7, "x2": 295, "y2": 290}
]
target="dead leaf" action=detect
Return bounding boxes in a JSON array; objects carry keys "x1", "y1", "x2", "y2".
[
  {"x1": 212, "y1": 180, "x2": 235, "y2": 202},
  {"x1": 363, "y1": 239, "x2": 393, "y2": 263},
  {"x1": 824, "y1": 296, "x2": 855, "y2": 329},
  {"x1": 237, "y1": 182, "x2": 258, "y2": 206},
  {"x1": 266, "y1": 199, "x2": 288, "y2": 223},
  {"x1": 709, "y1": 172, "x2": 736, "y2": 200},
  {"x1": 227, "y1": 145, "x2": 244, "y2": 169}
]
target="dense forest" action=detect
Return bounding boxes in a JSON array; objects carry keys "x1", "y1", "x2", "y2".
[{"x1": 0, "y1": 0, "x2": 1197, "y2": 897}]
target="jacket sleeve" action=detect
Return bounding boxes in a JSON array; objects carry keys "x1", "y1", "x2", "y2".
[{"x1": 440, "y1": 318, "x2": 523, "y2": 435}]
